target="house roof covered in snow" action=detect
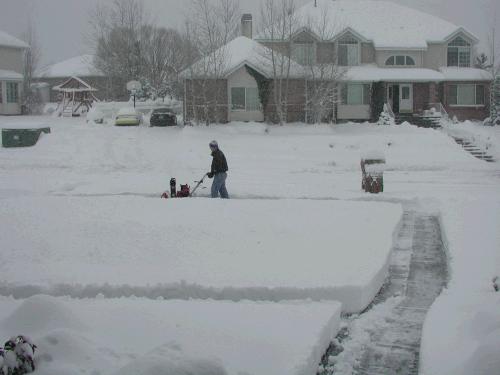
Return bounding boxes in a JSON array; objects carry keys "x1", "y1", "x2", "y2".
[
  {"x1": 0, "y1": 69, "x2": 23, "y2": 81},
  {"x1": 183, "y1": 36, "x2": 305, "y2": 79},
  {"x1": 0, "y1": 30, "x2": 29, "y2": 49},
  {"x1": 256, "y1": 0, "x2": 478, "y2": 50},
  {"x1": 439, "y1": 67, "x2": 493, "y2": 81},
  {"x1": 36, "y1": 55, "x2": 104, "y2": 79},
  {"x1": 342, "y1": 65, "x2": 446, "y2": 82}
]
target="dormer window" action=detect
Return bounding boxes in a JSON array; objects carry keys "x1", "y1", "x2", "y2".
[
  {"x1": 292, "y1": 42, "x2": 315, "y2": 66},
  {"x1": 447, "y1": 36, "x2": 471, "y2": 67},
  {"x1": 385, "y1": 55, "x2": 415, "y2": 66},
  {"x1": 338, "y1": 35, "x2": 359, "y2": 66}
]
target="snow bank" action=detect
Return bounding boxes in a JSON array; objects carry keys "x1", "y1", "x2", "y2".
[
  {"x1": 444, "y1": 121, "x2": 500, "y2": 161},
  {"x1": 420, "y1": 199, "x2": 500, "y2": 375},
  {"x1": 0, "y1": 296, "x2": 342, "y2": 375},
  {"x1": 0, "y1": 198, "x2": 401, "y2": 313}
]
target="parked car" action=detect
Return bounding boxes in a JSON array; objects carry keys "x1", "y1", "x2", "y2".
[
  {"x1": 115, "y1": 107, "x2": 142, "y2": 126},
  {"x1": 150, "y1": 108, "x2": 177, "y2": 127}
]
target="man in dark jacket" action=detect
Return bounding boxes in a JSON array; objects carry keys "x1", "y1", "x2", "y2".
[{"x1": 208, "y1": 140, "x2": 229, "y2": 199}]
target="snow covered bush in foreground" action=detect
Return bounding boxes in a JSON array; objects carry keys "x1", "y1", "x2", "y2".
[
  {"x1": 378, "y1": 105, "x2": 395, "y2": 126},
  {"x1": 0, "y1": 336, "x2": 36, "y2": 375}
]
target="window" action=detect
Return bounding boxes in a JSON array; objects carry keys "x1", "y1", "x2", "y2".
[
  {"x1": 6, "y1": 82, "x2": 18, "y2": 103},
  {"x1": 231, "y1": 88, "x2": 246, "y2": 110},
  {"x1": 385, "y1": 55, "x2": 416, "y2": 66},
  {"x1": 231, "y1": 87, "x2": 261, "y2": 111},
  {"x1": 338, "y1": 36, "x2": 359, "y2": 66},
  {"x1": 447, "y1": 36, "x2": 471, "y2": 67},
  {"x1": 292, "y1": 43, "x2": 315, "y2": 65},
  {"x1": 341, "y1": 84, "x2": 370, "y2": 105},
  {"x1": 401, "y1": 86, "x2": 410, "y2": 100},
  {"x1": 448, "y1": 84, "x2": 484, "y2": 106},
  {"x1": 0, "y1": 82, "x2": 3, "y2": 103}
]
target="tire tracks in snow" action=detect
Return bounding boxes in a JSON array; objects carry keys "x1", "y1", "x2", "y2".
[{"x1": 321, "y1": 209, "x2": 448, "y2": 375}]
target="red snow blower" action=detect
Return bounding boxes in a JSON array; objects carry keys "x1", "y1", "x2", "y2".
[{"x1": 161, "y1": 173, "x2": 209, "y2": 199}]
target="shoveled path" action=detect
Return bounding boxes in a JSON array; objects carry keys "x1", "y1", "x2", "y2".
[{"x1": 325, "y1": 210, "x2": 448, "y2": 375}]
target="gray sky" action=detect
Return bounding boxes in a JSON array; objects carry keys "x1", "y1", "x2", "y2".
[{"x1": 0, "y1": 0, "x2": 498, "y2": 67}]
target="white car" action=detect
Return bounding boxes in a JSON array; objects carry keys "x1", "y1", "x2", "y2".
[{"x1": 115, "y1": 107, "x2": 142, "y2": 126}]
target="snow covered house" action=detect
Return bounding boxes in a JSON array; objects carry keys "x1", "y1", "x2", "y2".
[
  {"x1": 0, "y1": 30, "x2": 29, "y2": 115},
  {"x1": 35, "y1": 55, "x2": 112, "y2": 102},
  {"x1": 183, "y1": 0, "x2": 493, "y2": 124}
]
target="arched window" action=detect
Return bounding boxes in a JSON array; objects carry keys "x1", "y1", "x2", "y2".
[
  {"x1": 338, "y1": 35, "x2": 359, "y2": 66},
  {"x1": 447, "y1": 36, "x2": 471, "y2": 67},
  {"x1": 385, "y1": 55, "x2": 416, "y2": 66}
]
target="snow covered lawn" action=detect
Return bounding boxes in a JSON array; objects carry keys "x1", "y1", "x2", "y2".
[
  {"x1": 0, "y1": 197, "x2": 401, "y2": 313},
  {"x1": 0, "y1": 295, "x2": 341, "y2": 375}
]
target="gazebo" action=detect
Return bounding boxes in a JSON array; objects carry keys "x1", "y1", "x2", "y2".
[{"x1": 53, "y1": 76, "x2": 99, "y2": 117}]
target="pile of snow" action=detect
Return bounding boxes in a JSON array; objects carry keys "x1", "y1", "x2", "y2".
[
  {"x1": 0, "y1": 198, "x2": 402, "y2": 313},
  {"x1": 0, "y1": 296, "x2": 342, "y2": 375},
  {"x1": 420, "y1": 198, "x2": 500, "y2": 375},
  {"x1": 444, "y1": 121, "x2": 500, "y2": 161}
]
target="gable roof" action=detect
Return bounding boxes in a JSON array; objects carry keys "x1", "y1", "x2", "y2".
[
  {"x1": 256, "y1": 0, "x2": 478, "y2": 50},
  {"x1": 36, "y1": 55, "x2": 104, "y2": 78},
  {"x1": 0, "y1": 30, "x2": 29, "y2": 49},
  {"x1": 183, "y1": 36, "x2": 304, "y2": 79},
  {"x1": 53, "y1": 76, "x2": 98, "y2": 92}
]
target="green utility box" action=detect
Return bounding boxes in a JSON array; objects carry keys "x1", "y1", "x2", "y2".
[{"x1": 2, "y1": 127, "x2": 51, "y2": 148}]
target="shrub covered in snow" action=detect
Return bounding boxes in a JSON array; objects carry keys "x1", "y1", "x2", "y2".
[
  {"x1": 378, "y1": 104, "x2": 395, "y2": 126},
  {"x1": 0, "y1": 336, "x2": 36, "y2": 375}
]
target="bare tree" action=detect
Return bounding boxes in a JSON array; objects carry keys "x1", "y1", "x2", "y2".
[
  {"x1": 22, "y1": 21, "x2": 42, "y2": 114},
  {"x1": 88, "y1": 0, "x2": 148, "y2": 99},
  {"x1": 185, "y1": 0, "x2": 240, "y2": 125},
  {"x1": 302, "y1": 6, "x2": 344, "y2": 124},
  {"x1": 258, "y1": 0, "x2": 298, "y2": 125}
]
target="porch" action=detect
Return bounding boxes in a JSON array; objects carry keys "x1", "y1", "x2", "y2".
[{"x1": 384, "y1": 82, "x2": 448, "y2": 128}]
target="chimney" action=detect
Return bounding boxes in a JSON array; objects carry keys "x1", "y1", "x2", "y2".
[{"x1": 241, "y1": 14, "x2": 253, "y2": 39}]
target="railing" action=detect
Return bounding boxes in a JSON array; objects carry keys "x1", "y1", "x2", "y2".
[
  {"x1": 425, "y1": 103, "x2": 449, "y2": 121},
  {"x1": 385, "y1": 102, "x2": 395, "y2": 119}
]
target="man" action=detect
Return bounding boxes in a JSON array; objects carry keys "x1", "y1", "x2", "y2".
[{"x1": 207, "y1": 140, "x2": 229, "y2": 199}]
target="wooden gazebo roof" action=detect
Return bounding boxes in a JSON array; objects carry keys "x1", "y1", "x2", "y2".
[{"x1": 53, "y1": 76, "x2": 98, "y2": 93}]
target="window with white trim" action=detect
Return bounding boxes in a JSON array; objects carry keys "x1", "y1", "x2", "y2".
[
  {"x1": 338, "y1": 36, "x2": 359, "y2": 66},
  {"x1": 341, "y1": 84, "x2": 370, "y2": 105},
  {"x1": 385, "y1": 55, "x2": 415, "y2": 66},
  {"x1": 292, "y1": 43, "x2": 315, "y2": 65},
  {"x1": 447, "y1": 36, "x2": 471, "y2": 67},
  {"x1": 231, "y1": 87, "x2": 260, "y2": 111},
  {"x1": 6, "y1": 82, "x2": 18, "y2": 103},
  {"x1": 448, "y1": 84, "x2": 484, "y2": 106}
]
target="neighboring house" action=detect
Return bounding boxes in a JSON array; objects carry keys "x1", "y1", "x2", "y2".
[
  {"x1": 35, "y1": 55, "x2": 114, "y2": 102},
  {"x1": 183, "y1": 0, "x2": 493, "y2": 123},
  {"x1": 0, "y1": 30, "x2": 29, "y2": 115}
]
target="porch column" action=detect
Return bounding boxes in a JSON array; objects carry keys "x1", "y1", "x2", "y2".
[{"x1": 429, "y1": 82, "x2": 439, "y2": 104}]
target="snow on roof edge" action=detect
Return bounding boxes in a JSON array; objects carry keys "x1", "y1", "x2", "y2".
[{"x1": 0, "y1": 30, "x2": 29, "y2": 49}]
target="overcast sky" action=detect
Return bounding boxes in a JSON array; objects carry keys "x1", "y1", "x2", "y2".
[{"x1": 0, "y1": 0, "x2": 498, "y2": 67}]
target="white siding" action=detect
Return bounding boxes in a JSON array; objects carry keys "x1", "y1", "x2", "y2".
[
  {"x1": 227, "y1": 66, "x2": 264, "y2": 122},
  {"x1": 0, "y1": 47, "x2": 24, "y2": 73},
  {"x1": 424, "y1": 43, "x2": 447, "y2": 70},
  {"x1": 337, "y1": 105, "x2": 370, "y2": 120}
]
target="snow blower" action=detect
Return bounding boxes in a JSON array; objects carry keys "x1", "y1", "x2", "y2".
[{"x1": 161, "y1": 173, "x2": 209, "y2": 199}]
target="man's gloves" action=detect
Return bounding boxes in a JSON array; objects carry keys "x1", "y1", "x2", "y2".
[{"x1": 207, "y1": 172, "x2": 214, "y2": 179}]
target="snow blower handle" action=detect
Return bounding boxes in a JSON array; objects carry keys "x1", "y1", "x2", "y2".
[{"x1": 190, "y1": 173, "x2": 209, "y2": 197}]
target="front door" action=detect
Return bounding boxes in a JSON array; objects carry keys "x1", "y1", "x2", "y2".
[{"x1": 399, "y1": 84, "x2": 413, "y2": 113}]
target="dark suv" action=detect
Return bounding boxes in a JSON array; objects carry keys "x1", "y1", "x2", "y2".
[{"x1": 150, "y1": 108, "x2": 177, "y2": 127}]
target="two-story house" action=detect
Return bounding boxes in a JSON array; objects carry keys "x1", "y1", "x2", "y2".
[
  {"x1": 0, "y1": 30, "x2": 29, "y2": 115},
  {"x1": 183, "y1": 0, "x2": 493, "y2": 124}
]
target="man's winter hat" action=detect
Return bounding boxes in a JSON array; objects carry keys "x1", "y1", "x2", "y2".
[{"x1": 209, "y1": 140, "x2": 218, "y2": 149}]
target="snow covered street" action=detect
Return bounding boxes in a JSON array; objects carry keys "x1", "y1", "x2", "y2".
[{"x1": 1, "y1": 116, "x2": 499, "y2": 374}]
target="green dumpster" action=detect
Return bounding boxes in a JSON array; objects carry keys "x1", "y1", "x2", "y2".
[{"x1": 2, "y1": 127, "x2": 51, "y2": 148}]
